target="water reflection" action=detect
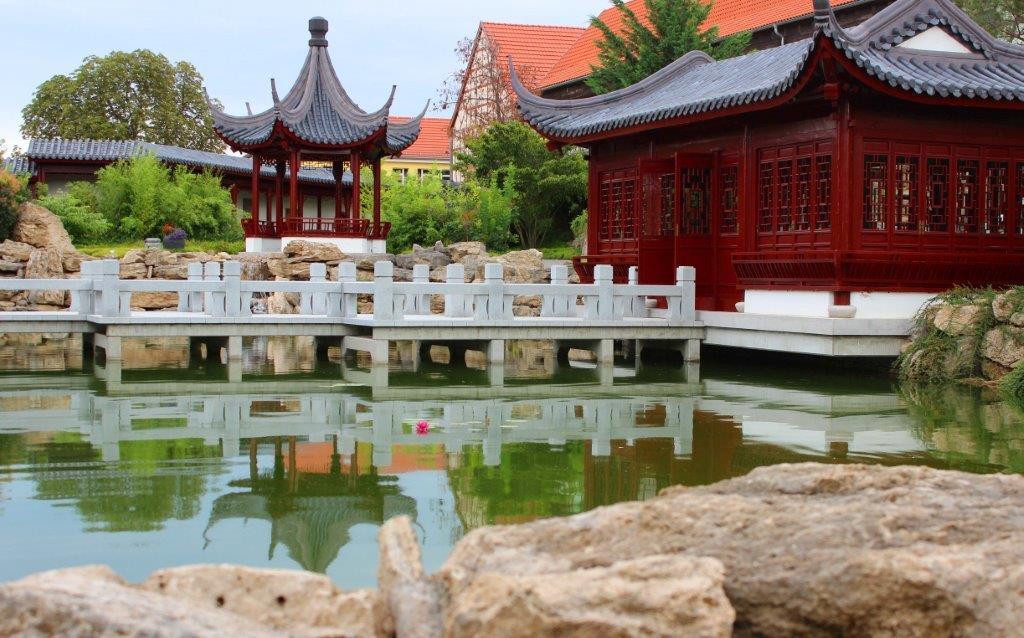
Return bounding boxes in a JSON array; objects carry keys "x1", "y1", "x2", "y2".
[{"x1": 0, "y1": 335, "x2": 1021, "y2": 588}]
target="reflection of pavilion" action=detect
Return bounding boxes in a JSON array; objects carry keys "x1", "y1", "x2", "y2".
[{"x1": 204, "y1": 437, "x2": 417, "y2": 573}]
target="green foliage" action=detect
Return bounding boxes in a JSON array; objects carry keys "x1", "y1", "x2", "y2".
[
  {"x1": 0, "y1": 169, "x2": 30, "y2": 242},
  {"x1": 586, "y1": 0, "x2": 752, "y2": 94},
  {"x1": 571, "y1": 210, "x2": 588, "y2": 241},
  {"x1": 93, "y1": 154, "x2": 241, "y2": 241},
  {"x1": 76, "y1": 239, "x2": 246, "y2": 258},
  {"x1": 21, "y1": 49, "x2": 223, "y2": 152},
  {"x1": 37, "y1": 182, "x2": 110, "y2": 243},
  {"x1": 957, "y1": 0, "x2": 1024, "y2": 43},
  {"x1": 1000, "y1": 364, "x2": 1024, "y2": 406},
  {"x1": 457, "y1": 121, "x2": 588, "y2": 248}
]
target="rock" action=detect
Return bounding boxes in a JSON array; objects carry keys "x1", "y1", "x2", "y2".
[
  {"x1": 131, "y1": 292, "x2": 179, "y2": 310},
  {"x1": 395, "y1": 249, "x2": 451, "y2": 271},
  {"x1": 12, "y1": 202, "x2": 75, "y2": 253},
  {"x1": 488, "y1": 249, "x2": 547, "y2": 284},
  {"x1": 121, "y1": 249, "x2": 145, "y2": 264},
  {"x1": 448, "y1": 241, "x2": 488, "y2": 263},
  {"x1": 142, "y1": 565, "x2": 386, "y2": 638},
  {"x1": 25, "y1": 247, "x2": 66, "y2": 307},
  {"x1": 933, "y1": 303, "x2": 985, "y2": 337},
  {"x1": 287, "y1": 261, "x2": 312, "y2": 281},
  {"x1": 0, "y1": 239, "x2": 35, "y2": 262},
  {"x1": 266, "y1": 254, "x2": 289, "y2": 279},
  {"x1": 266, "y1": 292, "x2": 296, "y2": 315},
  {"x1": 62, "y1": 252, "x2": 90, "y2": 273},
  {"x1": 439, "y1": 464, "x2": 1024, "y2": 638},
  {"x1": 378, "y1": 516, "x2": 443, "y2": 638},
  {"x1": 0, "y1": 565, "x2": 279, "y2": 638},
  {"x1": 983, "y1": 327, "x2": 1024, "y2": 369},
  {"x1": 144, "y1": 249, "x2": 178, "y2": 267},
  {"x1": 444, "y1": 555, "x2": 733, "y2": 638},
  {"x1": 119, "y1": 262, "x2": 148, "y2": 280},
  {"x1": 993, "y1": 290, "x2": 1022, "y2": 322},
  {"x1": 982, "y1": 358, "x2": 1014, "y2": 382},
  {"x1": 1011, "y1": 311, "x2": 1024, "y2": 328},
  {"x1": 283, "y1": 240, "x2": 345, "y2": 263},
  {"x1": 153, "y1": 264, "x2": 188, "y2": 280},
  {"x1": 0, "y1": 260, "x2": 20, "y2": 273}
]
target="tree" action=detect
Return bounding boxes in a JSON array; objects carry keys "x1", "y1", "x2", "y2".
[
  {"x1": 958, "y1": 0, "x2": 1024, "y2": 43},
  {"x1": 22, "y1": 50, "x2": 224, "y2": 152},
  {"x1": 586, "y1": 0, "x2": 751, "y2": 94},
  {"x1": 458, "y1": 121, "x2": 587, "y2": 248}
]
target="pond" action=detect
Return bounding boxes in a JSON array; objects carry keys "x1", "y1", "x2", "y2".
[{"x1": 0, "y1": 335, "x2": 1021, "y2": 589}]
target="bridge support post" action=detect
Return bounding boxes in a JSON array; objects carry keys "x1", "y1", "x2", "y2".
[
  {"x1": 487, "y1": 339, "x2": 505, "y2": 365},
  {"x1": 342, "y1": 336, "x2": 390, "y2": 366},
  {"x1": 95, "y1": 333, "x2": 122, "y2": 361},
  {"x1": 595, "y1": 339, "x2": 615, "y2": 364},
  {"x1": 681, "y1": 339, "x2": 701, "y2": 362},
  {"x1": 227, "y1": 336, "x2": 243, "y2": 361}
]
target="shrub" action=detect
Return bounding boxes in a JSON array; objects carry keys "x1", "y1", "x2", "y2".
[
  {"x1": 1000, "y1": 364, "x2": 1024, "y2": 406},
  {"x1": 94, "y1": 154, "x2": 241, "y2": 241},
  {"x1": 37, "y1": 182, "x2": 110, "y2": 243},
  {"x1": 0, "y1": 169, "x2": 29, "y2": 242}
]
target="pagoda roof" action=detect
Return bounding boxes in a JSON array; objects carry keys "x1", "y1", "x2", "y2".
[
  {"x1": 209, "y1": 17, "x2": 427, "y2": 156},
  {"x1": 515, "y1": 0, "x2": 1024, "y2": 143}
]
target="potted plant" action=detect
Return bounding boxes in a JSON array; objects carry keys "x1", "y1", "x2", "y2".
[{"x1": 163, "y1": 227, "x2": 187, "y2": 250}]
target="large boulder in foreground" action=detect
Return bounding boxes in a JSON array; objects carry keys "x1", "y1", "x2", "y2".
[
  {"x1": 12, "y1": 202, "x2": 75, "y2": 253},
  {"x1": 0, "y1": 566, "x2": 279, "y2": 637},
  {"x1": 438, "y1": 464, "x2": 1024, "y2": 638}
]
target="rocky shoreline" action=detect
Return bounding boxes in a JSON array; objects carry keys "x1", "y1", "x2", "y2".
[{"x1": 3, "y1": 463, "x2": 1021, "y2": 637}]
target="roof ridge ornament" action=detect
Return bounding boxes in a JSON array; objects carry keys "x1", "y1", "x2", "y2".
[
  {"x1": 309, "y1": 17, "x2": 329, "y2": 47},
  {"x1": 813, "y1": 0, "x2": 833, "y2": 28},
  {"x1": 270, "y1": 78, "x2": 281, "y2": 112}
]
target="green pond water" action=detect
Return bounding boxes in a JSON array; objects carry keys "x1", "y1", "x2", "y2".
[{"x1": 0, "y1": 335, "x2": 1021, "y2": 590}]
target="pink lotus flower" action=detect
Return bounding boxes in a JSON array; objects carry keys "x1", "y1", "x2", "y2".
[{"x1": 415, "y1": 420, "x2": 430, "y2": 436}]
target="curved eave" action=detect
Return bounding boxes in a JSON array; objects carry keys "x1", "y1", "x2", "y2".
[
  {"x1": 383, "y1": 101, "x2": 431, "y2": 155},
  {"x1": 213, "y1": 119, "x2": 390, "y2": 154}
]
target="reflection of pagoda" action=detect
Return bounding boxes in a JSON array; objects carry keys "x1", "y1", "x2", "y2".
[{"x1": 204, "y1": 437, "x2": 417, "y2": 573}]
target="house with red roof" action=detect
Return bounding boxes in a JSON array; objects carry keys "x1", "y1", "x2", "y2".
[
  {"x1": 450, "y1": 0, "x2": 891, "y2": 144},
  {"x1": 384, "y1": 116, "x2": 454, "y2": 183}
]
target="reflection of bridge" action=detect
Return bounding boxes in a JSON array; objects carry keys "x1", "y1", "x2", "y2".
[{"x1": 0, "y1": 373, "x2": 925, "y2": 466}]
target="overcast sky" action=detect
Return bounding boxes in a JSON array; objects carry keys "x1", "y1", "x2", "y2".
[{"x1": 1, "y1": 0, "x2": 610, "y2": 151}]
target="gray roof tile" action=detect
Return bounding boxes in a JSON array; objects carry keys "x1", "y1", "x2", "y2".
[
  {"x1": 515, "y1": 0, "x2": 1024, "y2": 140},
  {"x1": 24, "y1": 139, "x2": 350, "y2": 186}
]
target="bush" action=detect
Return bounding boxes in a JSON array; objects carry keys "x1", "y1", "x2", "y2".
[
  {"x1": 94, "y1": 154, "x2": 241, "y2": 241},
  {"x1": 1000, "y1": 364, "x2": 1024, "y2": 406},
  {"x1": 0, "y1": 169, "x2": 30, "y2": 242},
  {"x1": 37, "y1": 182, "x2": 110, "y2": 243}
]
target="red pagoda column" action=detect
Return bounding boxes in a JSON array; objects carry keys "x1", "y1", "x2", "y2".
[
  {"x1": 372, "y1": 157, "x2": 382, "y2": 227},
  {"x1": 289, "y1": 149, "x2": 301, "y2": 220},
  {"x1": 275, "y1": 160, "x2": 286, "y2": 224},
  {"x1": 332, "y1": 160, "x2": 345, "y2": 218},
  {"x1": 250, "y1": 155, "x2": 260, "y2": 226},
  {"x1": 351, "y1": 150, "x2": 362, "y2": 220}
]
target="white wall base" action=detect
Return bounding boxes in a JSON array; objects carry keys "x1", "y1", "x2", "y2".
[
  {"x1": 245, "y1": 237, "x2": 282, "y2": 253},
  {"x1": 743, "y1": 290, "x2": 937, "y2": 320},
  {"x1": 280, "y1": 237, "x2": 388, "y2": 255}
]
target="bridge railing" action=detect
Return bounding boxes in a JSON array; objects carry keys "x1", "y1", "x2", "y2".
[{"x1": 1, "y1": 260, "x2": 696, "y2": 324}]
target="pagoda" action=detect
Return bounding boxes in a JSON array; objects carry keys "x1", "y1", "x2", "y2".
[{"x1": 209, "y1": 17, "x2": 426, "y2": 253}]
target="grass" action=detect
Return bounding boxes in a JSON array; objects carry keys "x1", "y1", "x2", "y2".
[
  {"x1": 76, "y1": 239, "x2": 246, "y2": 258},
  {"x1": 539, "y1": 244, "x2": 581, "y2": 260}
]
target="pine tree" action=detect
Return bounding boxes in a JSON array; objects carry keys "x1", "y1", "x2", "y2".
[{"x1": 586, "y1": 0, "x2": 751, "y2": 95}]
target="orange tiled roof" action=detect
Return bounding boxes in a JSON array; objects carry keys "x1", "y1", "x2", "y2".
[
  {"x1": 389, "y1": 117, "x2": 452, "y2": 161},
  {"x1": 480, "y1": 22, "x2": 587, "y2": 88},
  {"x1": 541, "y1": 0, "x2": 859, "y2": 89}
]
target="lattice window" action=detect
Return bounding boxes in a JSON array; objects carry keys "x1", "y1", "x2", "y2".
[
  {"x1": 758, "y1": 161, "x2": 774, "y2": 233},
  {"x1": 622, "y1": 177, "x2": 637, "y2": 239},
  {"x1": 599, "y1": 180, "x2": 611, "y2": 241},
  {"x1": 777, "y1": 160, "x2": 793, "y2": 232},
  {"x1": 611, "y1": 180, "x2": 624, "y2": 239},
  {"x1": 956, "y1": 159, "x2": 980, "y2": 234},
  {"x1": 1018, "y1": 163, "x2": 1024, "y2": 236},
  {"x1": 719, "y1": 165, "x2": 739, "y2": 235},
  {"x1": 660, "y1": 174, "x2": 675, "y2": 236},
  {"x1": 863, "y1": 154, "x2": 889, "y2": 231},
  {"x1": 795, "y1": 157, "x2": 812, "y2": 232},
  {"x1": 815, "y1": 155, "x2": 832, "y2": 230},
  {"x1": 985, "y1": 161, "x2": 1008, "y2": 235},
  {"x1": 895, "y1": 156, "x2": 919, "y2": 232},
  {"x1": 680, "y1": 167, "x2": 711, "y2": 235},
  {"x1": 925, "y1": 158, "x2": 949, "y2": 233}
]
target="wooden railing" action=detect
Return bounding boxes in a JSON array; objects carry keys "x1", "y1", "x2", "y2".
[
  {"x1": 573, "y1": 254, "x2": 638, "y2": 284},
  {"x1": 0, "y1": 260, "x2": 697, "y2": 325},
  {"x1": 243, "y1": 218, "x2": 392, "y2": 240}
]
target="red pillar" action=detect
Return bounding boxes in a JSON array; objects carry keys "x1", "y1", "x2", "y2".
[
  {"x1": 275, "y1": 160, "x2": 285, "y2": 224},
  {"x1": 332, "y1": 160, "x2": 345, "y2": 218},
  {"x1": 372, "y1": 157, "x2": 382, "y2": 227},
  {"x1": 289, "y1": 149, "x2": 300, "y2": 220},
  {"x1": 350, "y1": 150, "x2": 362, "y2": 220},
  {"x1": 250, "y1": 155, "x2": 260, "y2": 230}
]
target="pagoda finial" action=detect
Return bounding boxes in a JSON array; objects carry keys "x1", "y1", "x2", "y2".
[
  {"x1": 813, "y1": 0, "x2": 833, "y2": 27},
  {"x1": 309, "y1": 17, "x2": 329, "y2": 47}
]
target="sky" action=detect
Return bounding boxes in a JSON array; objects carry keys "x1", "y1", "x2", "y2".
[{"x1": 0, "y1": 0, "x2": 610, "y2": 152}]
